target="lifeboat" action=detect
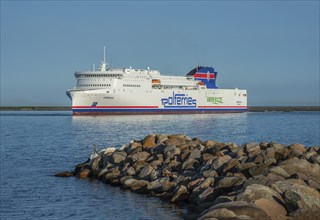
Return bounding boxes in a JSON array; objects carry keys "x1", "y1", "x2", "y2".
[{"x1": 152, "y1": 79, "x2": 161, "y2": 84}]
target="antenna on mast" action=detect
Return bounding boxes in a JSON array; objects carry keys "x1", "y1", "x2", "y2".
[{"x1": 99, "y1": 46, "x2": 107, "y2": 71}]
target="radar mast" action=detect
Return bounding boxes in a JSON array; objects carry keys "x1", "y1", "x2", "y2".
[{"x1": 99, "y1": 46, "x2": 107, "y2": 71}]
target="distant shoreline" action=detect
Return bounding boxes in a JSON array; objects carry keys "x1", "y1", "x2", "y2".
[{"x1": 0, "y1": 106, "x2": 319, "y2": 112}]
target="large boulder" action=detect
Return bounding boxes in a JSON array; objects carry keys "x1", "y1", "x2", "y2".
[
  {"x1": 244, "y1": 142, "x2": 261, "y2": 156},
  {"x1": 269, "y1": 166, "x2": 290, "y2": 178},
  {"x1": 218, "y1": 176, "x2": 244, "y2": 189},
  {"x1": 278, "y1": 158, "x2": 320, "y2": 180},
  {"x1": 182, "y1": 158, "x2": 200, "y2": 170},
  {"x1": 154, "y1": 134, "x2": 168, "y2": 144},
  {"x1": 254, "y1": 198, "x2": 287, "y2": 220},
  {"x1": 236, "y1": 184, "x2": 287, "y2": 220},
  {"x1": 187, "y1": 177, "x2": 205, "y2": 191},
  {"x1": 104, "y1": 170, "x2": 121, "y2": 184},
  {"x1": 147, "y1": 177, "x2": 177, "y2": 193},
  {"x1": 265, "y1": 147, "x2": 275, "y2": 158},
  {"x1": 289, "y1": 143, "x2": 306, "y2": 154},
  {"x1": 238, "y1": 162, "x2": 256, "y2": 172},
  {"x1": 74, "y1": 163, "x2": 91, "y2": 178},
  {"x1": 171, "y1": 185, "x2": 189, "y2": 203},
  {"x1": 130, "y1": 179, "x2": 150, "y2": 193},
  {"x1": 197, "y1": 208, "x2": 237, "y2": 220},
  {"x1": 187, "y1": 149, "x2": 202, "y2": 160},
  {"x1": 195, "y1": 187, "x2": 224, "y2": 204},
  {"x1": 222, "y1": 158, "x2": 240, "y2": 173},
  {"x1": 270, "y1": 143, "x2": 291, "y2": 160},
  {"x1": 126, "y1": 142, "x2": 142, "y2": 154},
  {"x1": 212, "y1": 155, "x2": 232, "y2": 170},
  {"x1": 236, "y1": 184, "x2": 284, "y2": 203},
  {"x1": 111, "y1": 151, "x2": 127, "y2": 164},
  {"x1": 131, "y1": 151, "x2": 150, "y2": 162},
  {"x1": 164, "y1": 144, "x2": 181, "y2": 159},
  {"x1": 273, "y1": 180, "x2": 320, "y2": 212},
  {"x1": 198, "y1": 201, "x2": 271, "y2": 220},
  {"x1": 122, "y1": 178, "x2": 138, "y2": 189},
  {"x1": 248, "y1": 163, "x2": 269, "y2": 176},
  {"x1": 165, "y1": 134, "x2": 188, "y2": 147},
  {"x1": 138, "y1": 165, "x2": 155, "y2": 180},
  {"x1": 288, "y1": 209, "x2": 320, "y2": 220},
  {"x1": 142, "y1": 134, "x2": 156, "y2": 148}
]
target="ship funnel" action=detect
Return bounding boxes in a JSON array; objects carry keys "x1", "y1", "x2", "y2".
[{"x1": 186, "y1": 66, "x2": 218, "y2": 89}]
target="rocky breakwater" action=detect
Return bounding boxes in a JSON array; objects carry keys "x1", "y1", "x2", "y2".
[{"x1": 67, "y1": 134, "x2": 320, "y2": 220}]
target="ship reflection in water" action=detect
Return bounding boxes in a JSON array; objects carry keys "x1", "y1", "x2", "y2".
[{"x1": 71, "y1": 113, "x2": 249, "y2": 149}]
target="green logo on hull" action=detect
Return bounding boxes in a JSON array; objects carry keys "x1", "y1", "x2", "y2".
[{"x1": 207, "y1": 97, "x2": 223, "y2": 104}]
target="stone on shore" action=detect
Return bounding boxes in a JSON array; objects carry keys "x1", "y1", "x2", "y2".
[
  {"x1": 54, "y1": 171, "x2": 73, "y2": 177},
  {"x1": 198, "y1": 201, "x2": 272, "y2": 220},
  {"x1": 69, "y1": 134, "x2": 320, "y2": 220}
]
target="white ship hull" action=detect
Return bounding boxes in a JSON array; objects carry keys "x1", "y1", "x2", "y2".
[
  {"x1": 67, "y1": 88, "x2": 247, "y2": 115},
  {"x1": 67, "y1": 49, "x2": 247, "y2": 115}
]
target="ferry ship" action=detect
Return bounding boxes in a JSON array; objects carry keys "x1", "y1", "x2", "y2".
[{"x1": 66, "y1": 49, "x2": 247, "y2": 115}]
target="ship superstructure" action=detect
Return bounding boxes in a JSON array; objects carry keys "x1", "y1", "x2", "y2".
[{"x1": 66, "y1": 49, "x2": 247, "y2": 115}]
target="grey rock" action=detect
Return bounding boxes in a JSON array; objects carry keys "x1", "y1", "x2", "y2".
[
  {"x1": 202, "y1": 169, "x2": 218, "y2": 178},
  {"x1": 104, "y1": 170, "x2": 121, "y2": 182},
  {"x1": 273, "y1": 180, "x2": 320, "y2": 212},
  {"x1": 212, "y1": 155, "x2": 232, "y2": 170},
  {"x1": 279, "y1": 158, "x2": 320, "y2": 180},
  {"x1": 126, "y1": 166, "x2": 136, "y2": 176},
  {"x1": 244, "y1": 142, "x2": 261, "y2": 155},
  {"x1": 164, "y1": 144, "x2": 181, "y2": 159},
  {"x1": 196, "y1": 187, "x2": 224, "y2": 204},
  {"x1": 147, "y1": 177, "x2": 170, "y2": 193},
  {"x1": 188, "y1": 149, "x2": 202, "y2": 160},
  {"x1": 155, "y1": 134, "x2": 168, "y2": 144},
  {"x1": 269, "y1": 166, "x2": 290, "y2": 178},
  {"x1": 131, "y1": 151, "x2": 150, "y2": 162},
  {"x1": 138, "y1": 165, "x2": 154, "y2": 180},
  {"x1": 238, "y1": 162, "x2": 256, "y2": 171},
  {"x1": 171, "y1": 185, "x2": 189, "y2": 203},
  {"x1": 182, "y1": 158, "x2": 200, "y2": 170},
  {"x1": 236, "y1": 184, "x2": 285, "y2": 206},
  {"x1": 130, "y1": 179, "x2": 150, "y2": 193},
  {"x1": 198, "y1": 201, "x2": 271, "y2": 220},
  {"x1": 222, "y1": 158, "x2": 240, "y2": 173},
  {"x1": 248, "y1": 163, "x2": 269, "y2": 176},
  {"x1": 265, "y1": 147, "x2": 275, "y2": 158},
  {"x1": 122, "y1": 178, "x2": 138, "y2": 189},
  {"x1": 111, "y1": 151, "x2": 127, "y2": 164},
  {"x1": 218, "y1": 176, "x2": 244, "y2": 189}
]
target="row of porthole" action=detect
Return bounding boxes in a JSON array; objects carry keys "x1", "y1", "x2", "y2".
[
  {"x1": 123, "y1": 84, "x2": 141, "y2": 87},
  {"x1": 77, "y1": 74, "x2": 122, "y2": 78}
]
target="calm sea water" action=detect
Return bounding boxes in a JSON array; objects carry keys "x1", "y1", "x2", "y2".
[{"x1": 1, "y1": 111, "x2": 319, "y2": 220}]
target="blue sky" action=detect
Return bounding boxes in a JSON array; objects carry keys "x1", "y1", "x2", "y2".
[{"x1": 1, "y1": 1, "x2": 319, "y2": 106}]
